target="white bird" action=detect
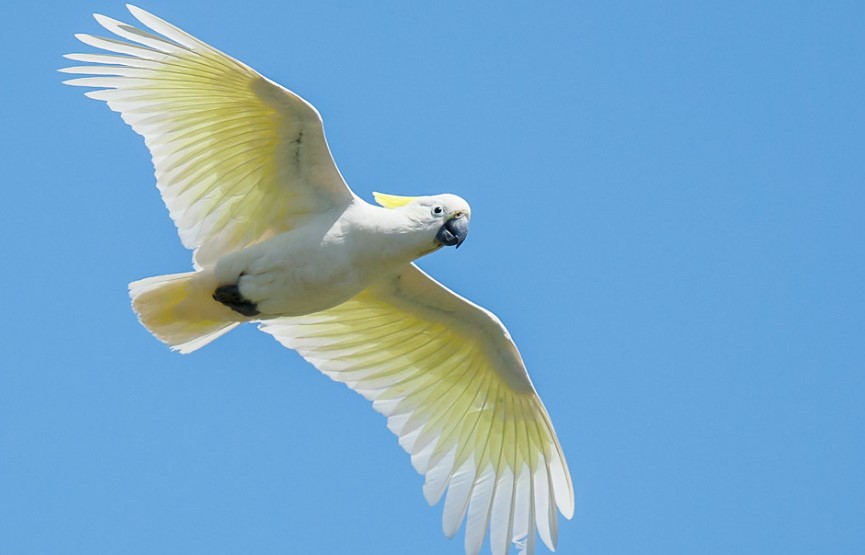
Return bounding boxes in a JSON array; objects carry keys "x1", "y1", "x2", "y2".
[{"x1": 62, "y1": 5, "x2": 574, "y2": 554}]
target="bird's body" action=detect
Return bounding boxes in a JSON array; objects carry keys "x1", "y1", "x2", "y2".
[
  {"x1": 213, "y1": 197, "x2": 464, "y2": 316},
  {"x1": 217, "y1": 216, "x2": 366, "y2": 316},
  {"x1": 64, "y1": 6, "x2": 573, "y2": 555}
]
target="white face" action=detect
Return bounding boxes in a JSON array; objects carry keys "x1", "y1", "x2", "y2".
[
  {"x1": 410, "y1": 194, "x2": 472, "y2": 226},
  {"x1": 403, "y1": 194, "x2": 471, "y2": 249}
]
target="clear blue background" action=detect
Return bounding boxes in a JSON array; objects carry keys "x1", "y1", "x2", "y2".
[{"x1": 2, "y1": 1, "x2": 863, "y2": 554}]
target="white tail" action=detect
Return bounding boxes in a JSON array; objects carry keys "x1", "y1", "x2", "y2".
[{"x1": 129, "y1": 271, "x2": 242, "y2": 354}]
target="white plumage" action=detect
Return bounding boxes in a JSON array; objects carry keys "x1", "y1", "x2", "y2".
[{"x1": 63, "y1": 6, "x2": 574, "y2": 554}]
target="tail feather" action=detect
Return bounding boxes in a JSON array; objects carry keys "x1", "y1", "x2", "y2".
[{"x1": 129, "y1": 271, "x2": 241, "y2": 354}]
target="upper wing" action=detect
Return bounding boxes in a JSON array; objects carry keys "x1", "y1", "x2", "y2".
[
  {"x1": 260, "y1": 264, "x2": 574, "y2": 555},
  {"x1": 62, "y1": 5, "x2": 355, "y2": 267}
]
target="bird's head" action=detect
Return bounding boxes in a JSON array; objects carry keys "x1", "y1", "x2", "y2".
[{"x1": 373, "y1": 192, "x2": 471, "y2": 249}]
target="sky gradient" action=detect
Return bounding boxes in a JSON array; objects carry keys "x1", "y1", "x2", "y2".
[{"x1": 2, "y1": 1, "x2": 863, "y2": 554}]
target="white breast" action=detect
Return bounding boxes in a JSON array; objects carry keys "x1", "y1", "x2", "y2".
[{"x1": 210, "y1": 204, "x2": 429, "y2": 317}]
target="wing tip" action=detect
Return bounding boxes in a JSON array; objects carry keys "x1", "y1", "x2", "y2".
[
  {"x1": 126, "y1": 4, "x2": 148, "y2": 20},
  {"x1": 561, "y1": 501, "x2": 575, "y2": 520}
]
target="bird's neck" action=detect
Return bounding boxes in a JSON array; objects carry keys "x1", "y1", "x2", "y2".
[{"x1": 347, "y1": 202, "x2": 440, "y2": 266}]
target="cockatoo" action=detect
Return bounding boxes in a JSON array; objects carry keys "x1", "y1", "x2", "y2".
[{"x1": 62, "y1": 6, "x2": 574, "y2": 555}]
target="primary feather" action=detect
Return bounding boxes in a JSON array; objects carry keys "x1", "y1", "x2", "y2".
[{"x1": 63, "y1": 6, "x2": 574, "y2": 554}]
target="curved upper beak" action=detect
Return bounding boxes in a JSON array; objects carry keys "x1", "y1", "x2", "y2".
[{"x1": 435, "y1": 214, "x2": 469, "y2": 248}]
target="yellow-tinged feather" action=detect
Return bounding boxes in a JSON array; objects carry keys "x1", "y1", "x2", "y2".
[
  {"x1": 260, "y1": 264, "x2": 573, "y2": 554},
  {"x1": 63, "y1": 6, "x2": 354, "y2": 267},
  {"x1": 373, "y1": 191, "x2": 418, "y2": 208},
  {"x1": 128, "y1": 272, "x2": 240, "y2": 353}
]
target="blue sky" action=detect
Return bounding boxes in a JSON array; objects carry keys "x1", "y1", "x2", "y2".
[{"x1": 2, "y1": 1, "x2": 863, "y2": 554}]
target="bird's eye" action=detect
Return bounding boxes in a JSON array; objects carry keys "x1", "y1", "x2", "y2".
[{"x1": 432, "y1": 206, "x2": 444, "y2": 216}]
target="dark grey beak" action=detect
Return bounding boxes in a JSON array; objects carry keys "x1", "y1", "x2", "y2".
[{"x1": 435, "y1": 215, "x2": 469, "y2": 248}]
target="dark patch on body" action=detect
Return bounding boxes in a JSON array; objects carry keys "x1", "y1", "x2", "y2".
[{"x1": 213, "y1": 283, "x2": 260, "y2": 317}]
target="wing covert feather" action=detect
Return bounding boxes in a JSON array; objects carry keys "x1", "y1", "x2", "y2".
[{"x1": 260, "y1": 264, "x2": 574, "y2": 555}]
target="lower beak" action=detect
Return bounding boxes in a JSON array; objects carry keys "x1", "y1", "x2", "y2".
[{"x1": 435, "y1": 215, "x2": 469, "y2": 248}]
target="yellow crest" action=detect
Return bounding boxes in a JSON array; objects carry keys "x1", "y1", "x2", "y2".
[{"x1": 373, "y1": 192, "x2": 417, "y2": 208}]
